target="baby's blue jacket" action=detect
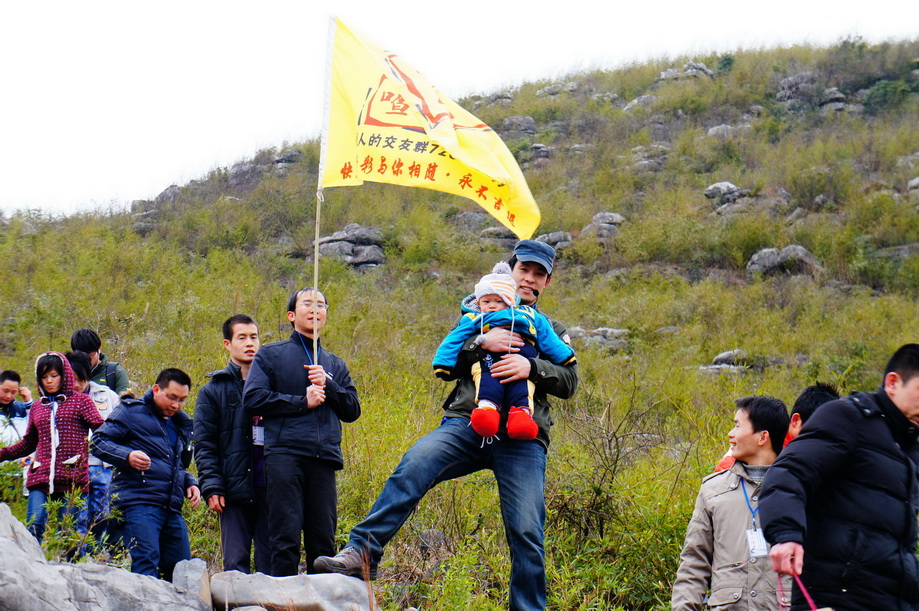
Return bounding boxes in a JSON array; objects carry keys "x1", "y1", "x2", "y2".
[{"x1": 432, "y1": 304, "x2": 576, "y2": 379}]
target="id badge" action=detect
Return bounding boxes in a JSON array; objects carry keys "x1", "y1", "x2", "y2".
[
  {"x1": 252, "y1": 425, "x2": 265, "y2": 446},
  {"x1": 746, "y1": 528, "x2": 769, "y2": 558}
]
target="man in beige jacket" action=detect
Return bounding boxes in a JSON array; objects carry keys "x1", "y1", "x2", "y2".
[{"x1": 672, "y1": 396, "x2": 791, "y2": 610}]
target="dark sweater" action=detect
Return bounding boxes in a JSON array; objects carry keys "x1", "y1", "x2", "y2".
[{"x1": 243, "y1": 331, "x2": 360, "y2": 468}]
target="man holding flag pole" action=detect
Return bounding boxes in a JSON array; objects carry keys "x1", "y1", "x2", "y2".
[{"x1": 312, "y1": 19, "x2": 578, "y2": 610}]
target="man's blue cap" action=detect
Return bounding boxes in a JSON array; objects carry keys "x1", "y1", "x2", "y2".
[{"x1": 513, "y1": 239, "x2": 556, "y2": 275}]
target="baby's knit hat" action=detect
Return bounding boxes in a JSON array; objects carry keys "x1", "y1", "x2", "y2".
[{"x1": 474, "y1": 262, "x2": 517, "y2": 307}]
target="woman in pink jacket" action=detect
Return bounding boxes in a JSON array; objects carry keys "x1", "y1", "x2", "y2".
[{"x1": 0, "y1": 351, "x2": 104, "y2": 542}]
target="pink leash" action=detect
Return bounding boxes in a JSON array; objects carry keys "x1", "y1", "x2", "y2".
[{"x1": 776, "y1": 571, "x2": 820, "y2": 610}]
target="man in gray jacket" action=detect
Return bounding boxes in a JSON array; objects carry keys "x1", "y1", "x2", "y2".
[{"x1": 672, "y1": 396, "x2": 790, "y2": 610}]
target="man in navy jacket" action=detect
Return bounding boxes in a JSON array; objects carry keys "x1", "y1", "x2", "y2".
[
  {"x1": 243, "y1": 287, "x2": 360, "y2": 576},
  {"x1": 761, "y1": 344, "x2": 919, "y2": 610},
  {"x1": 92, "y1": 368, "x2": 200, "y2": 581}
]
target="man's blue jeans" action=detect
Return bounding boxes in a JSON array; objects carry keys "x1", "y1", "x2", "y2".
[
  {"x1": 120, "y1": 504, "x2": 191, "y2": 581},
  {"x1": 347, "y1": 417, "x2": 547, "y2": 611},
  {"x1": 87, "y1": 465, "x2": 113, "y2": 522},
  {"x1": 87, "y1": 465, "x2": 113, "y2": 541},
  {"x1": 25, "y1": 488, "x2": 87, "y2": 543}
]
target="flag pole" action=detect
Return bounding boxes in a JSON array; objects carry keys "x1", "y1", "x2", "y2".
[
  {"x1": 311, "y1": 17, "x2": 338, "y2": 366},
  {"x1": 311, "y1": 189, "x2": 323, "y2": 366}
]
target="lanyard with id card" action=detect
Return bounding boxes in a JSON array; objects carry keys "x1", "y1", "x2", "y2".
[
  {"x1": 252, "y1": 416, "x2": 265, "y2": 446},
  {"x1": 741, "y1": 479, "x2": 769, "y2": 558}
]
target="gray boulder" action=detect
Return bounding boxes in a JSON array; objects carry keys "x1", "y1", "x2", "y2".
[
  {"x1": 449, "y1": 211, "x2": 492, "y2": 233},
  {"x1": 776, "y1": 71, "x2": 818, "y2": 107},
  {"x1": 480, "y1": 225, "x2": 518, "y2": 250},
  {"x1": 472, "y1": 93, "x2": 514, "y2": 110},
  {"x1": 319, "y1": 223, "x2": 382, "y2": 247},
  {"x1": 659, "y1": 62, "x2": 714, "y2": 81},
  {"x1": 785, "y1": 207, "x2": 808, "y2": 223},
  {"x1": 583, "y1": 336, "x2": 629, "y2": 354},
  {"x1": 712, "y1": 349, "x2": 746, "y2": 366},
  {"x1": 581, "y1": 211, "x2": 625, "y2": 247},
  {"x1": 704, "y1": 182, "x2": 747, "y2": 206},
  {"x1": 276, "y1": 148, "x2": 305, "y2": 164},
  {"x1": 713, "y1": 201, "x2": 753, "y2": 217},
  {"x1": 746, "y1": 245, "x2": 824, "y2": 278},
  {"x1": 593, "y1": 327, "x2": 630, "y2": 339},
  {"x1": 567, "y1": 326, "x2": 630, "y2": 354},
  {"x1": 499, "y1": 116, "x2": 537, "y2": 139},
  {"x1": 172, "y1": 558, "x2": 211, "y2": 607},
  {"x1": 318, "y1": 242, "x2": 386, "y2": 267},
  {"x1": 536, "y1": 82, "x2": 578, "y2": 97},
  {"x1": 590, "y1": 92, "x2": 619, "y2": 104},
  {"x1": 683, "y1": 62, "x2": 715, "y2": 79},
  {"x1": 707, "y1": 123, "x2": 752, "y2": 138},
  {"x1": 659, "y1": 68, "x2": 682, "y2": 80},
  {"x1": 317, "y1": 224, "x2": 386, "y2": 268},
  {"x1": 528, "y1": 143, "x2": 555, "y2": 160},
  {"x1": 581, "y1": 223, "x2": 618, "y2": 242},
  {"x1": 592, "y1": 212, "x2": 626, "y2": 226},
  {"x1": 625, "y1": 144, "x2": 669, "y2": 173},
  {"x1": 0, "y1": 503, "x2": 208, "y2": 611},
  {"x1": 707, "y1": 124, "x2": 733, "y2": 138},
  {"x1": 154, "y1": 185, "x2": 181, "y2": 206},
  {"x1": 623, "y1": 95, "x2": 657, "y2": 112},
  {"x1": 228, "y1": 161, "x2": 269, "y2": 189},
  {"x1": 536, "y1": 231, "x2": 573, "y2": 251},
  {"x1": 210, "y1": 571, "x2": 374, "y2": 611},
  {"x1": 819, "y1": 87, "x2": 846, "y2": 106}
]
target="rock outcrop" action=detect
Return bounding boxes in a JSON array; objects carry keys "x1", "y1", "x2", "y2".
[
  {"x1": 318, "y1": 223, "x2": 386, "y2": 269},
  {"x1": 0, "y1": 503, "x2": 208, "y2": 611},
  {"x1": 210, "y1": 571, "x2": 374, "y2": 611},
  {"x1": 746, "y1": 245, "x2": 824, "y2": 278},
  {"x1": 0, "y1": 503, "x2": 378, "y2": 610}
]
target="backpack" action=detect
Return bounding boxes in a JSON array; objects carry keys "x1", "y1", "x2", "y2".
[{"x1": 105, "y1": 361, "x2": 120, "y2": 391}]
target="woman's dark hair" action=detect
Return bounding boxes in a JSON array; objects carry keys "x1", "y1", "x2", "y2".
[{"x1": 36, "y1": 354, "x2": 65, "y2": 396}]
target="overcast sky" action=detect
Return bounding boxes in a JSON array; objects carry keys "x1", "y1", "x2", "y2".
[{"x1": 1, "y1": 1, "x2": 915, "y2": 214}]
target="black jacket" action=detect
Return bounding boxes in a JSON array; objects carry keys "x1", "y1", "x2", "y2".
[
  {"x1": 760, "y1": 390, "x2": 919, "y2": 610},
  {"x1": 193, "y1": 361, "x2": 255, "y2": 505},
  {"x1": 91, "y1": 391, "x2": 196, "y2": 513},
  {"x1": 243, "y1": 331, "x2": 360, "y2": 468}
]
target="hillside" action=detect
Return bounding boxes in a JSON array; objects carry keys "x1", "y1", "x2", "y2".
[{"x1": 1, "y1": 37, "x2": 919, "y2": 609}]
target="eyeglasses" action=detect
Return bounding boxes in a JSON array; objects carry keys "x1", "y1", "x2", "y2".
[
  {"x1": 162, "y1": 393, "x2": 188, "y2": 406},
  {"x1": 40, "y1": 394, "x2": 67, "y2": 405},
  {"x1": 298, "y1": 301, "x2": 329, "y2": 311}
]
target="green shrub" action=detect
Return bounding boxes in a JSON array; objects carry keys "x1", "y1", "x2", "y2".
[{"x1": 864, "y1": 79, "x2": 913, "y2": 115}]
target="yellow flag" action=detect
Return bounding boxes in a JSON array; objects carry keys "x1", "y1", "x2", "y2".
[{"x1": 319, "y1": 18, "x2": 540, "y2": 239}]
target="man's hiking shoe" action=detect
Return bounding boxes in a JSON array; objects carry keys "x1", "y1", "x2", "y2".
[{"x1": 314, "y1": 546, "x2": 377, "y2": 579}]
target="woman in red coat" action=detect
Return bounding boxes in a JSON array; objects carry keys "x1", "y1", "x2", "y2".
[{"x1": 0, "y1": 351, "x2": 104, "y2": 541}]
